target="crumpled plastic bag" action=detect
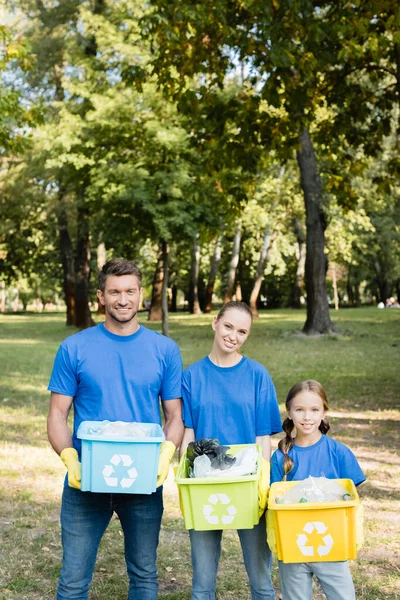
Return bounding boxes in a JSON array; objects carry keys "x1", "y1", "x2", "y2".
[
  {"x1": 190, "y1": 445, "x2": 258, "y2": 479},
  {"x1": 186, "y1": 438, "x2": 236, "y2": 477},
  {"x1": 275, "y1": 476, "x2": 353, "y2": 504}
]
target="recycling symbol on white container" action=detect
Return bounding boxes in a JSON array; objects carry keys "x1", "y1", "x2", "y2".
[
  {"x1": 202, "y1": 493, "x2": 237, "y2": 525},
  {"x1": 102, "y1": 454, "x2": 138, "y2": 489},
  {"x1": 296, "y1": 521, "x2": 334, "y2": 557}
]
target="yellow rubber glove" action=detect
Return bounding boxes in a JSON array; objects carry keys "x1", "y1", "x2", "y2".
[
  {"x1": 60, "y1": 448, "x2": 81, "y2": 490},
  {"x1": 258, "y1": 458, "x2": 270, "y2": 518},
  {"x1": 156, "y1": 441, "x2": 176, "y2": 488}
]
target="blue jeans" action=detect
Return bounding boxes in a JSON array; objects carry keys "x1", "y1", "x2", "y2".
[
  {"x1": 189, "y1": 513, "x2": 275, "y2": 600},
  {"x1": 57, "y1": 486, "x2": 163, "y2": 600},
  {"x1": 278, "y1": 560, "x2": 356, "y2": 600}
]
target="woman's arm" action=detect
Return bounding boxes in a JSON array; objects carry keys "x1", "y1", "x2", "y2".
[
  {"x1": 256, "y1": 434, "x2": 272, "y2": 460},
  {"x1": 179, "y1": 427, "x2": 195, "y2": 459}
]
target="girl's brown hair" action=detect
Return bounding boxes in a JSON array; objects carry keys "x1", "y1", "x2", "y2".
[{"x1": 278, "y1": 380, "x2": 330, "y2": 480}]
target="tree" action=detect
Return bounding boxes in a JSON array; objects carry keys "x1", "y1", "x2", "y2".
[{"x1": 146, "y1": 0, "x2": 400, "y2": 332}]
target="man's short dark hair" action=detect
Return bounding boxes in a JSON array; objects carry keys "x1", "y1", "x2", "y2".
[{"x1": 98, "y1": 258, "x2": 142, "y2": 291}]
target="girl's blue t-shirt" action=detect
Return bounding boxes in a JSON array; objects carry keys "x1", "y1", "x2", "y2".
[
  {"x1": 48, "y1": 323, "x2": 182, "y2": 456},
  {"x1": 182, "y1": 355, "x2": 282, "y2": 444},
  {"x1": 271, "y1": 434, "x2": 366, "y2": 486}
]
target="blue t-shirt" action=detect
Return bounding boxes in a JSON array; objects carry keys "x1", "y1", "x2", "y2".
[
  {"x1": 48, "y1": 323, "x2": 182, "y2": 456},
  {"x1": 271, "y1": 435, "x2": 366, "y2": 486},
  {"x1": 182, "y1": 356, "x2": 282, "y2": 445}
]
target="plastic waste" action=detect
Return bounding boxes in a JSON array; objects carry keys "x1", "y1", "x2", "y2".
[
  {"x1": 275, "y1": 476, "x2": 353, "y2": 504},
  {"x1": 190, "y1": 445, "x2": 258, "y2": 479},
  {"x1": 186, "y1": 438, "x2": 236, "y2": 477},
  {"x1": 86, "y1": 421, "x2": 151, "y2": 438}
]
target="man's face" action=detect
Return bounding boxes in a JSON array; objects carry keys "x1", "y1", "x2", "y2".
[{"x1": 97, "y1": 275, "x2": 143, "y2": 325}]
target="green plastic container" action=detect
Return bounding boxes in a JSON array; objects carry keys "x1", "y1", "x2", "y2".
[{"x1": 175, "y1": 444, "x2": 262, "y2": 531}]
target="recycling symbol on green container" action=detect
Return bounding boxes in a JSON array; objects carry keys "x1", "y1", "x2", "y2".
[
  {"x1": 102, "y1": 454, "x2": 138, "y2": 489},
  {"x1": 296, "y1": 521, "x2": 334, "y2": 557},
  {"x1": 202, "y1": 493, "x2": 237, "y2": 525}
]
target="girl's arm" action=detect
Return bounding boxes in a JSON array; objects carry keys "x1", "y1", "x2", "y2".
[
  {"x1": 256, "y1": 434, "x2": 272, "y2": 460},
  {"x1": 179, "y1": 427, "x2": 195, "y2": 459}
]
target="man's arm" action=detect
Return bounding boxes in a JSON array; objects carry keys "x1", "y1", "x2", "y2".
[
  {"x1": 179, "y1": 427, "x2": 195, "y2": 459},
  {"x1": 47, "y1": 392, "x2": 74, "y2": 455},
  {"x1": 256, "y1": 434, "x2": 272, "y2": 460},
  {"x1": 161, "y1": 397, "x2": 184, "y2": 449}
]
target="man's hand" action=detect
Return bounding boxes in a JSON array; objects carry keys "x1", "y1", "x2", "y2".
[
  {"x1": 60, "y1": 448, "x2": 81, "y2": 489},
  {"x1": 156, "y1": 441, "x2": 176, "y2": 488},
  {"x1": 258, "y1": 458, "x2": 270, "y2": 518}
]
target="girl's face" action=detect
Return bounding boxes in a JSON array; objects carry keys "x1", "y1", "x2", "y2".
[
  {"x1": 212, "y1": 308, "x2": 252, "y2": 355},
  {"x1": 288, "y1": 391, "x2": 326, "y2": 442}
]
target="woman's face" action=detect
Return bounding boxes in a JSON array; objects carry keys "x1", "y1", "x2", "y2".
[{"x1": 212, "y1": 308, "x2": 252, "y2": 354}]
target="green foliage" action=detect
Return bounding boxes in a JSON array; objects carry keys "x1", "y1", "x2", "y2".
[
  {"x1": 0, "y1": 23, "x2": 35, "y2": 154},
  {"x1": 1, "y1": 0, "x2": 399, "y2": 312}
]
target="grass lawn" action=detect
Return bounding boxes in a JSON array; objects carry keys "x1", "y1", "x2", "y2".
[{"x1": 0, "y1": 307, "x2": 399, "y2": 599}]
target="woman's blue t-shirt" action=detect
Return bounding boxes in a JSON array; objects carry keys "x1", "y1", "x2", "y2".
[{"x1": 182, "y1": 355, "x2": 282, "y2": 444}]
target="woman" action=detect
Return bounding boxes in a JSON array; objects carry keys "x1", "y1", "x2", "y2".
[{"x1": 181, "y1": 301, "x2": 282, "y2": 600}]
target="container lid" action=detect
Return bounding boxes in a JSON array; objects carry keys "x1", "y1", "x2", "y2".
[{"x1": 77, "y1": 420, "x2": 165, "y2": 443}]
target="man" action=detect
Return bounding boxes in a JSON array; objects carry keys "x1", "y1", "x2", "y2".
[{"x1": 47, "y1": 258, "x2": 183, "y2": 600}]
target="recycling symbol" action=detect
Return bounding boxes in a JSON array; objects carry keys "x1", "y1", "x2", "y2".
[
  {"x1": 102, "y1": 454, "x2": 138, "y2": 489},
  {"x1": 296, "y1": 521, "x2": 334, "y2": 557},
  {"x1": 202, "y1": 493, "x2": 237, "y2": 525}
]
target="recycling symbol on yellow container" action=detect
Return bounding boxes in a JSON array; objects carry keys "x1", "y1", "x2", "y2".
[
  {"x1": 296, "y1": 521, "x2": 334, "y2": 557},
  {"x1": 102, "y1": 454, "x2": 138, "y2": 489},
  {"x1": 202, "y1": 493, "x2": 237, "y2": 525}
]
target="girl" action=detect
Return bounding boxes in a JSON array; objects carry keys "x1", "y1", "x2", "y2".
[
  {"x1": 271, "y1": 380, "x2": 365, "y2": 600},
  {"x1": 181, "y1": 301, "x2": 282, "y2": 600}
]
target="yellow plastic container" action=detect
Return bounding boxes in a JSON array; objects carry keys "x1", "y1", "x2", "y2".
[
  {"x1": 175, "y1": 444, "x2": 263, "y2": 531},
  {"x1": 267, "y1": 479, "x2": 363, "y2": 563}
]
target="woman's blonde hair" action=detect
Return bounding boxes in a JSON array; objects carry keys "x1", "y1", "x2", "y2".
[{"x1": 278, "y1": 380, "x2": 330, "y2": 480}]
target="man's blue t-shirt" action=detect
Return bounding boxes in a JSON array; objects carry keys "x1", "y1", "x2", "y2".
[
  {"x1": 48, "y1": 323, "x2": 182, "y2": 456},
  {"x1": 270, "y1": 435, "x2": 366, "y2": 486},
  {"x1": 182, "y1": 356, "x2": 282, "y2": 445}
]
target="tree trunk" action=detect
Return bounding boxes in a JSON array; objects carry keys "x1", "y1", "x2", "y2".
[
  {"x1": 74, "y1": 201, "x2": 94, "y2": 329},
  {"x1": 297, "y1": 128, "x2": 336, "y2": 334},
  {"x1": 204, "y1": 234, "x2": 222, "y2": 313},
  {"x1": 57, "y1": 201, "x2": 76, "y2": 326},
  {"x1": 374, "y1": 260, "x2": 390, "y2": 304},
  {"x1": 170, "y1": 284, "x2": 178, "y2": 312},
  {"x1": 291, "y1": 217, "x2": 306, "y2": 308},
  {"x1": 161, "y1": 239, "x2": 169, "y2": 337},
  {"x1": 188, "y1": 233, "x2": 201, "y2": 314},
  {"x1": 224, "y1": 219, "x2": 242, "y2": 304},
  {"x1": 148, "y1": 242, "x2": 163, "y2": 321},
  {"x1": 249, "y1": 229, "x2": 276, "y2": 317},
  {"x1": 331, "y1": 263, "x2": 339, "y2": 310},
  {"x1": 394, "y1": 40, "x2": 400, "y2": 153},
  {"x1": 0, "y1": 280, "x2": 5, "y2": 313},
  {"x1": 97, "y1": 240, "x2": 106, "y2": 314},
  {"x1": 235, "y1": 282, "x2": 242, "y2": 302}
]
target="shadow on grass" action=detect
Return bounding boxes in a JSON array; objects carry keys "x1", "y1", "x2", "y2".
[{"x1": 332, "y1": 417, "x2": 400, "y2": 450}]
